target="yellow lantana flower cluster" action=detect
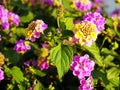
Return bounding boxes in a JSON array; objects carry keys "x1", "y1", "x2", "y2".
[{"x1": 73, "y1": 21, "x2": 98, "y2": 46}]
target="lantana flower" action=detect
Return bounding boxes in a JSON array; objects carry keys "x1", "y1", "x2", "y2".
[
  {"x1": 70, "y1": 54, "x2": 94, "y2": 90},
  {"x1": 25, "y1": 20, "x2": 48, "y2": 42},
  {"x1": 73, "y1": 21, "x2": 98, "y2": 46},
  {"x1": 83, "y1": 12, "x2": 106, "y2": 32},
  {"x1": 14, "y1": 39, "x2": 31, "y2": 54},
  {"x1": 78, "y1": 76, "x2": 93, "y2": 90},
  {"x1": 0, "y1": 69, "x2": 4, "y2": 81},
  {"x1": 72, "y1": 0, "x2": 92, "y2": 12},
  {"x1": 70, "y1": 54, "x2": 95, "y2": 79},
  {"x1": 0, "y1": 5, "x2": 20, "y2": 30}
]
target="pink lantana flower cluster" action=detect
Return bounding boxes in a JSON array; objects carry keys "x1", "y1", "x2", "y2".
[
  {"x1": 70, "y1": 54, "x2": 95, "y2": 90},
  {"x1": 83, "y1": 12, "x2": 106, "y2": 32},
  {"x1": 0, "y1": 5, "x2": 20, "y2": 30},
  {"x1": 14, "y1": 39, "x2": 31, "y2": 54},
  {"x1": 25, "y1": 20, "x2": 48, "y2": 42},
  {"x1": 39, "y1": 60, "x2": 49, "y2": 71},
  {"x1": 38, "y1": 43, "x2": 50, "y2": 71},
  {"x1": 78, "y1": 76, "x2": 93, "y2": 90},
  {"x1": 72, "y1": 0, "x2": 92, "y2": 12},
  {"x1": 0, "y1": 69, "x2": 4, "y2": 81}
]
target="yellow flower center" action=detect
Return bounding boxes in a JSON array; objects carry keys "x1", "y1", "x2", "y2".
[{"x1": 74, "y1": 21, "x2": 97, "y2": 46}]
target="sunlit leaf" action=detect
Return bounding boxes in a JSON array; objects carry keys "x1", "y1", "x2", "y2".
[
  {"x1": 50, "y1": 44, "x2": 73, "y2": 79},
  {"x1": 83, "y1": 43, "x2": 103, "y2": 66},
  {"x1": 11, "y1": 66, "x2": 24, "y2": 83}
]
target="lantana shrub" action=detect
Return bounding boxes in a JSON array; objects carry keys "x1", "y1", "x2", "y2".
[{"x1": 0, "y1": 0, "x2": 120, "y2": 90}]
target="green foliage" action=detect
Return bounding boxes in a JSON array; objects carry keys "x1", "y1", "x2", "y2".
[
  {"x1": 20, "y1": 11, "x2": 34, "y2": 23},
  {"x1": 3, "y1": 48, "x2": 20, "y2": 64},
  {"x1": 11, "y1": 66, "x2": 24, "y2": 83},
  {"x1": 34, "y1": 69, "x2": 46, "y2": 77},
  {"x1": 60, "y1": 17, "x2": 74, "y2": 30},
  {"x1": 0, "y1": 0, "x2": 120, "y2": 89},
  {"x1": 33, "y1": 81, "x2": 46, "y2": 90},
  {"x1": 50, "y1": 44, "x2": 73, "y2": 79},
  {"x1": 83, "y1": 43, "x2": 103, "y2": 66}
]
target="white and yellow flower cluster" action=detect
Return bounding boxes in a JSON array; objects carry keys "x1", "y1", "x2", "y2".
[{"x1": 73, "y1": 21, "x2": 98, "y2": 46}]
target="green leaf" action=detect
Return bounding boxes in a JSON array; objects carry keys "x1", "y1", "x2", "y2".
[
  {"x1": 107, "y1": 67, "x2": 119, "y2": 86},
  {"x1": 15, "y1": 28, "x2": 25, "y2": 36},
  {"x1": 50, "y1": 44, "x2": 73, "y2": 79},
  {"x1": 62, "y1": 0, "x2": 71, "y2": 9},
  {"x1": 34, "y1": 69, "x2": 46, "y2": 77},
  {"x1": 18, "y1": 84, "x2": 26, "y2": 90},
  {"x1": 60, "y1": 17, "x2": 74, "y2": 30},
  {"x1": 101, "y1": 48, "x2": 120, "y2": 60},
  {"x1": 83, "y1": 43, "x2": 103, "y2": 66},
  {"x1": 92, "y1": 70, "x2": 109, "y2": 85},
  {"x1": 103, "y1": 55, "x2": 115, "y2": 66},
  {"x1": 11, "y1": 66, "x2": 24, "y2": 83},
  {"x1": 20, "y1": 11, "x2": 34, "y2": 23},
  {"x1": 33, "y1": 81, "x2": 46, "y2": 90},
  {"x1": 4, "y1": 67, "x2": 12, "y2": 77}
]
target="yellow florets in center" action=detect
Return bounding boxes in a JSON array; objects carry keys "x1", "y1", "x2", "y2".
[{"x1": 74, "y1": 21, "x2": 97, "y2": 46}]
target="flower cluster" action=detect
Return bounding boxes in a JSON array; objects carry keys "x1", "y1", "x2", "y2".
[
  {"x1": 25, "y1": 20, "x2": 48, "y2": 42},
  {"x1": 70, "y1": 54, "x2": 95, "y2": 90},
  {"x1": 73, "y1": 21, "x2": 98, "y2": 46},
  {"x1": 70, "y1": 54, "x2": 95, "y2": 79},
  {"x1": 44, "y1": 0, "x2": 54, "y2": 6},
  {"x1": 0, "y1": 69, "x2": 4, "y2": 81},
  {"x1": 72, "y1": 0, "x2": 92, "y2": 12},
  {"x1": 0, "y1": 53, "x2": 5, "y2": 81},
  {"x1": 38, "y1": 43, "x2": 50, "y2": 71},
  {"x1": 78, "y1": 76, "x2": 93, "y2": 90},
  {"x1": 14, "y1": 39, "x2": 31, "y2": 54},
  {"x1": 0, "y1": 5, "x2": 20, "y2": 30},
  {"x1": 39, "y1": 60, "x2": 49, "y2": 71},
  {"x1": 83, "y1": 12, "x2": 106, "y2": 32}
]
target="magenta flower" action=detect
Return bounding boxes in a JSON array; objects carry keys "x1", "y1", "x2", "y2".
[
  {"x1": 70, "y1": 54, "x2": 95, "y2": 79},
  {"x1": 24, "y1": 61, "x2": 30, "y2": 67},
  {"x1": 0, "y1": 69, "x2": 4, "y2": 81},
  {"x1": 78, "y1": 76, "x2": 93, "y2": 90},
  {"x1": 0, "y1": 5, "x2": 9, "y2": 30},
  {"x1": 83, "y1": 12, "x2": 106, "y2": 32},
  {"x1": 0, "y1": 5, "x2": 20, "y2": 30},
  {"x1": 14, "y1": 39, "x2": 31, "y2": 53},
  {"x1": 39, "y1": 60, "x2": 49, "y2": 71},
  {"x1": 8, "y1": 12, "x2": 20, "y2": 26},
  {"x1": 44, "y1": 0, "x2": 53, "y2": 6},
  {"x1": 110, "y1": 8, "x2": 120, "y2": 21},
  {"x1": 73, "y1": 0, "x2": 92, "y2": 12}
]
